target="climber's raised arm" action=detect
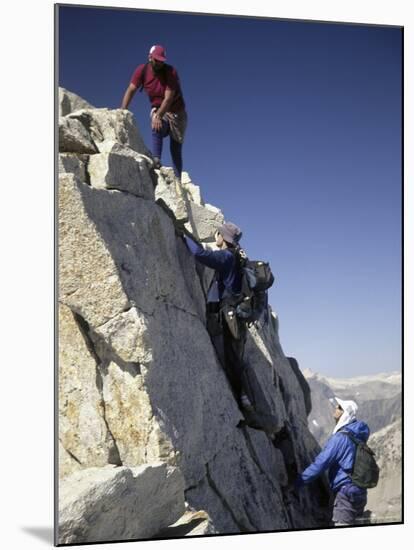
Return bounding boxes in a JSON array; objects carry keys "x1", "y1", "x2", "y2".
[{"x1": 120, "y1": 83, "x2": 138, "y2": 110}]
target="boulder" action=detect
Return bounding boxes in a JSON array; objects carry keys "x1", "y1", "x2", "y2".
[
  {"x1": 58, "y1": 463, "x2": 185, "y2": 544},
  {"x1": 87, "y1": 152, "x2": 154, "y2": 199},
  {"x1": 59, "y1": 87, "x2": 95, "y2": 117},
  {"x1": 59, "y1": 116, "x2": 98, "y2": 154},
  {"x1": 67, "y1": 107, "x2": 149, "y2": 156},
  {"x1": 96, "y1": 140, "x2": 155, "y2": 170}
]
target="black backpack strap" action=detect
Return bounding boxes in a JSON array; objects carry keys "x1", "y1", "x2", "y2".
[
  {"x1": 341, "y1": 430, "x2": 376, "y2": 456},
  {"x1": 231, "y1": 248, "x2": 249, "y2": 295},
  {"x1": 138, "y1": 63, "x2": 148, "y2": 92},
  {"x1": 339, "y1": 430, "x2": 359, "y2": 445}
]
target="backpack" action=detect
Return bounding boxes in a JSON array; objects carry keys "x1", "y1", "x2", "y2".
[
  {"x1": 341, "y1": 431, "x2": 380, "y2": 489},
  {"x1": 233, "y1": 252, "x2": 275, "y2": 326}
]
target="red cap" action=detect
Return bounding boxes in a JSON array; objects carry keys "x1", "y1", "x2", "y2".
[{"x1": 149, "y1": 44, "x2": 167, "y2": 62}]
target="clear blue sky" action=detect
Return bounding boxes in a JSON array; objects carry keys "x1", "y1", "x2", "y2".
[{"x1": 58, "y1": 5, "x2": 402, "y2": 378}]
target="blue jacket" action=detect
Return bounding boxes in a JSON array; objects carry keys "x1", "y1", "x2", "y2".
[
  {"x1": 184, "y1": 235, "x2": 241, "y2": 302},
  {"x1": 300, "y1": 420, "x2": 370, "y2": 492}
]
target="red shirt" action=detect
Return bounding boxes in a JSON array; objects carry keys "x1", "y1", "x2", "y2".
[{"x1": 131, "y1": 63, "x2": 185, "y2": 113}]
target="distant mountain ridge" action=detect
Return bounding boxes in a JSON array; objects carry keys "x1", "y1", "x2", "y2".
[
  {"x1": 303, "y1": 369, "x2": 401, "y2": 444},
  {"x1": 303, "y1": 369, "x2": 401, "y2": 393}
]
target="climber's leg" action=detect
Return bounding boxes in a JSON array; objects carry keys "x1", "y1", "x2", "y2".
[
  {"x1": 151, "y1": 119, "x2": 169, "y2": 164},
  {"x1": 170, "y1": 137, "x2": 183, "y2": 179}
]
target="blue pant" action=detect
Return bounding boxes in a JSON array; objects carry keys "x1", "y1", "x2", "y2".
[
  {"x1": 152, "y1": 119, "x2": 183, "y2": 178},
  {"x1": 332, "y1": 483, "x2": 367, "y2": 525}
]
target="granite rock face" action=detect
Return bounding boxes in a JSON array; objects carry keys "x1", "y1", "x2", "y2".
[
  {"x1": 58, "y1": 303, "x2": 119, "y2": 471},
  {"x1": 57, "y1": 88, "x2": 331, "y2": 542}
]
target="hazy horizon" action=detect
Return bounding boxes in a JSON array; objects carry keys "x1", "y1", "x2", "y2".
[{"x1": 303, "y1": 367, "x2": 401, "y2": 379}]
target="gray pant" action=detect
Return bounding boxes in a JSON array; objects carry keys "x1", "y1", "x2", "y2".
[{"x1": 332, "y1": 484, "x2": 367, "y2": 525}]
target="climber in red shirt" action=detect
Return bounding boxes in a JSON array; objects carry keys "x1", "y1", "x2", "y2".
[{"x1": 120, "y1": 44, "x2": 188, "y2": 182}]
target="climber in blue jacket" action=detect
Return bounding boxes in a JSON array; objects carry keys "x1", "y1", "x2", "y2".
[
  {"x1": 296, "y1": 397, "x2": 370, "y2": 526},
  {"x1": 183, "y1": 223, "x2": 253, "y2": 411},
  {"x1": 183, "y1": 224, "x2": 242, "y2": 301}
]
